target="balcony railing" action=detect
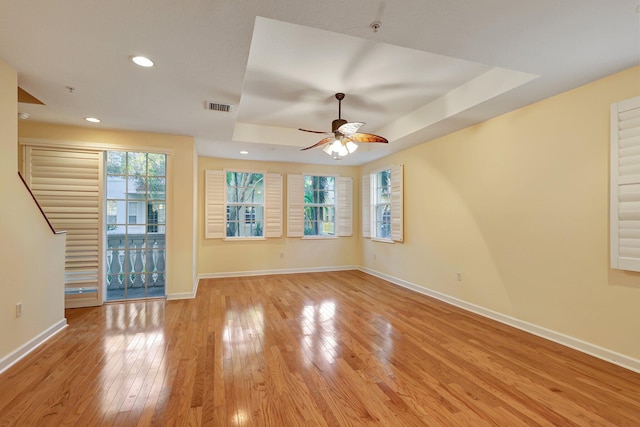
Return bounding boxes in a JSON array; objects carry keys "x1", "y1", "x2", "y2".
[{"x1": 106, "y1": 234, "x2": 165, "y2": 292}]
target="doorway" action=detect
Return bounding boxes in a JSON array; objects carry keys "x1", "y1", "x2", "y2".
[{"x1": 105, "y1": 151, "x2": 166, "y2": 300}]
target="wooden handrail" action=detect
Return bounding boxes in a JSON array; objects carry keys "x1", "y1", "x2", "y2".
[{"x1": 17, "y1": 171, "x2": 57, "y2": 235}]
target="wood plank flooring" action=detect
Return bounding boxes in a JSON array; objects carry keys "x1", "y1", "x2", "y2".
[{"x1": 1, "y1": 270, "x2": 640, "y2": 426}]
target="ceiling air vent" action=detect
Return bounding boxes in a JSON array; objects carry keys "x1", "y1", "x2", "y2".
[{"x1": 205, "y1": 101, "x2": 232, "y2": 112}]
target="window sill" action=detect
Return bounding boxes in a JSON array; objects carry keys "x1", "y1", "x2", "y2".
[
  {"x1": 223, "y1": 237, "x2": 267, "y2": 242},
  {"x1": 301, "y1": 235, "x2": 338, "y2": 240},
  {"x1": 370, "y1": 237, "x2": 394, "y2": 244}
]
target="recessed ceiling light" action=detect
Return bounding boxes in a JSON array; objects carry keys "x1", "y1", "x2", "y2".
[
  {"x1": 85, "y1": 117, "x2": 101, "y2": 123},
  {"x1": 131, "y1": 56, "x2": 154, "y2": 67},
  {"x1": 240, "y1": 150, "x2": 249, "y2": 155}
]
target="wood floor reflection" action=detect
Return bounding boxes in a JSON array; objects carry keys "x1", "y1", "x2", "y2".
[{"x1": 1, "y1": 270, "x2": 640, "y2": 425}]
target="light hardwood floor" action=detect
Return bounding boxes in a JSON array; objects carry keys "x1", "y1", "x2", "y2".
[{"x1": 1, "y1": 270, "x2": 640, "y2": 426}]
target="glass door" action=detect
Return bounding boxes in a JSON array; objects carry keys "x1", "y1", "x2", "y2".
[{"x1": 105, "y1": 151, "x2": 166, "y2": 300}]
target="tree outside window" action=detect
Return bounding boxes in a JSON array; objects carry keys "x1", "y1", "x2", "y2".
[
  {"x1": 304, "y1": 175, "x2": 335, "y2": 236},
  {"x1": 226, "y1": 172, "x2": 264, "y2": 237},
  {"x1": 374, "y1": 169, "x2": 391, "y2": 239}
]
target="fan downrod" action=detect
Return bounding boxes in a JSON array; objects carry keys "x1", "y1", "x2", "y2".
[{"x1": 334, "y1": 93, "x2": 346, "y2": 131}]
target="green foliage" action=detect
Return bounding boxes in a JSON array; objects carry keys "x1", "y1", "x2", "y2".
[
  {"x1": 226, "y1": 171, "x2": 264, "y2": 237},
  {"x1": 303, "y1": 175, "x2": 334, "y2": 235},
  {"x1": 107, "y1": 152, "x2": 166, "y2": 199}
]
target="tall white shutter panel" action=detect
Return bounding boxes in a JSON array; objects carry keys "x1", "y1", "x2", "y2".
[
  {"x1": 265, "y1": 173, "x2": 282, "y2": 238},
  {"x1": 337, "y1": 177, "x2": 353, "y2": 236},
  {"x1": 287, "y1": 174, "x2": 304, "y2": 237},
  {"x1": 362, "y1": 174, "x2": 371, "y2": 238},
  {"x1": 391, "y1": 164, "x2": 404, "y2": 242},
  {"x1": 205, "y1": 170, "x2": 225, "y2": 239},
  {"x1": 25, "y1": 147, "x2": 102, "y2": 308},
  {"x1": 611, "y1": 96, "x2": 640, "y2": 271}
]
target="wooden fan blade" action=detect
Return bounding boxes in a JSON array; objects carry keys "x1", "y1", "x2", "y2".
[
  {"x1": 299, "y1": 128, "x2": 331, "y2": 134},
  {"x1": 301, "y1": 136, "x2": 334, "y2": 151},
  {"x1": 350, "y1": 133, "x2": 388, "y2": 143},
  {"x1": 337, "y1": 122, "x2": 364, "y2": 136}
]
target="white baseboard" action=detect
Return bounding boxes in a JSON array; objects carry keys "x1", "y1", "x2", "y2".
[
  {"x1": 166, "y1": 292, "x2": 196, "y2": 300},
  {"x1": 168, "y1": 266, "x2": 357, "y2": 300},
  {"x1": 359, "y1": 267, "x2": 640, "y2": 374},
  {"x1": 0, "y1": 318, "x2": 67, "y2": 375},
  {"x1": 198, "y1": 265, "x2": 357, "y2": 280}
]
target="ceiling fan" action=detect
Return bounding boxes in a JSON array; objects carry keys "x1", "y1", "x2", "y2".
[{"x1": 299, "y1": 93, "x2": 388, "y2": 158}]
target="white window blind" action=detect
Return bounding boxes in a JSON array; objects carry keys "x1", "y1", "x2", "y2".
[
  {"x1": 265, "y1": 173, "x2": 283, "y2": 238},
  {"x1": 611, "y1": 96, "x2": 640, "y2": 271},
  {"x1": 362, "y1": 174, "x2": 371, "y2": 237},
  {"x1": 337, "y1": 177, "x2": 353, "y2": 236},
  {"x1": 205, "y1": 170, "x2": 225, "y2": 238},
  {"x1": 24, "y1": 146, "x2": 102, "y2": 308},
  {"x1": 390, "y1": 164, "x2": 404, "y2": 242},
  {"x1": 287, "y1": 174, "x2": 304, "y2": 237}
]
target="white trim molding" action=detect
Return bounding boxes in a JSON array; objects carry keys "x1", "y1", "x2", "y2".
[
  {"x1": 168, "y1": 266, "x2": 358, "y2": 300},
  {"x1": 359, "y1": 267, "x2": 640, "y2": 374},
  {"x1": 199, "y1": 265, "x2": 358, "y2": 280},
  {"x1": 0, "y1": 319, "x2": 67, "y2": 375}
]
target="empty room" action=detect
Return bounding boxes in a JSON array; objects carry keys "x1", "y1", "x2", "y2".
[{"x1": 1, "y1": 1, "x2": 640, "y2": 425}]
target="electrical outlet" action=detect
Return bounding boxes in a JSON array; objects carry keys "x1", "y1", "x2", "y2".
[
  {"x1": 456, "y1": 272, "x2": 462, "y2": 282},
  {"x1": 16, "y1": 302, "x2": 22, "y2": 318}
]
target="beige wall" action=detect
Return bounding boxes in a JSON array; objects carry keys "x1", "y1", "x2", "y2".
[
  {"x1": 18, "y1": 122, "x2": 197, "y2": 297},
  {"x1": 362, "y1": 66, "x2": 640, "y2": 359},
  {"x1": 197, "y1": 157, "x2": 360, "y2": 275},
  {"x1": 5, "y1": 59, "x2": 639, "y2": 366},
  {"x1": 0, "y1": 60, "x2": 66, "y2": 364}
]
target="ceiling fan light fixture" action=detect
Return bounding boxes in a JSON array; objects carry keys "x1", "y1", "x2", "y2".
[
  {"x1": 300, "y1": 93, "x2": 387, "y2": 155},
  {"x1": 346, "y1": 141, "x2": 358, "y2": 154},
  {"x1": 131, "y1": 56, "x2": 154, "y2": 67}
]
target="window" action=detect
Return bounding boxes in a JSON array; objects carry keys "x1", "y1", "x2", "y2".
[
  {"x1": 226, "y1": 171, "x2": 264, "y2": 237},
  {"x1": 205, "y1": 170, "x2": 282, "y2": 239},
  {"x1": 128, "y1": 201, "x2": 138, "y2": 224},
  {"x1": 287, "y1": 174, "x2": 352, "y2": 238},
  {"x1": 106, "y1": 151, "x2": 167, "y2": 300},
  {"x1": 304, "y1": 175, "x2": 336, "y2": 236},
  {"x1": 363, "y1": 165, "x2": 403, "y2": 242},
  {"x1": 373, "y1": 169, "x2": 392, "y2": 239}
]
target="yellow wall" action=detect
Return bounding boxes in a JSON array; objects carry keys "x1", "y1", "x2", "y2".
[
  {"x1": 0, "y1": 60, "x2": 66, "y2": 365},
  {"x1": 362, "y1": 66, "x2": 640, "y2": 359},
  {"x1": 197, "y1": 157, "x2": 360, "y2": 275},
  {"x1": 5, "y1": 61, "x2": 640, "y2": 366},
  {"x1": 18, "y1": 122, "x2": 197, "y2": 297}
]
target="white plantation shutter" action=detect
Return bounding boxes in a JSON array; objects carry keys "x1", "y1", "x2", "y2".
[
  {"x1": 611, "y1": 96, "x2": 640, "y2": 271},
  {"x1": 24, "y1": 146, "x2": 102, "y2": 308},
  {"x1": 391, "y1": 164, "x2": 404, "y2": 242},
  {"x1": 337, "y1": 177, "x2": 353, "y2": 236},
  {"x1": 287, "y1": 174, "x2": 304, "y2": 237},
  {"x1": 205, "y1": 170, "x2": 225, "y2": 238},
  {"x1": 362, "y1": 174, "x2": 371, "y2": 238},
  {"x1": 265, "y1": 173, "x2": 282, "y2": 238}
]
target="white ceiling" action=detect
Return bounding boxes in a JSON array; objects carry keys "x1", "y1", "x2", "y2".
[{"x1": 1, "y1": 0, "x2": 638, "y2": 165}]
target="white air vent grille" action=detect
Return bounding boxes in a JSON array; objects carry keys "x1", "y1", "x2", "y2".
[{"x1": 205, "y1": 101, "x2": 232, "y2": 112}]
